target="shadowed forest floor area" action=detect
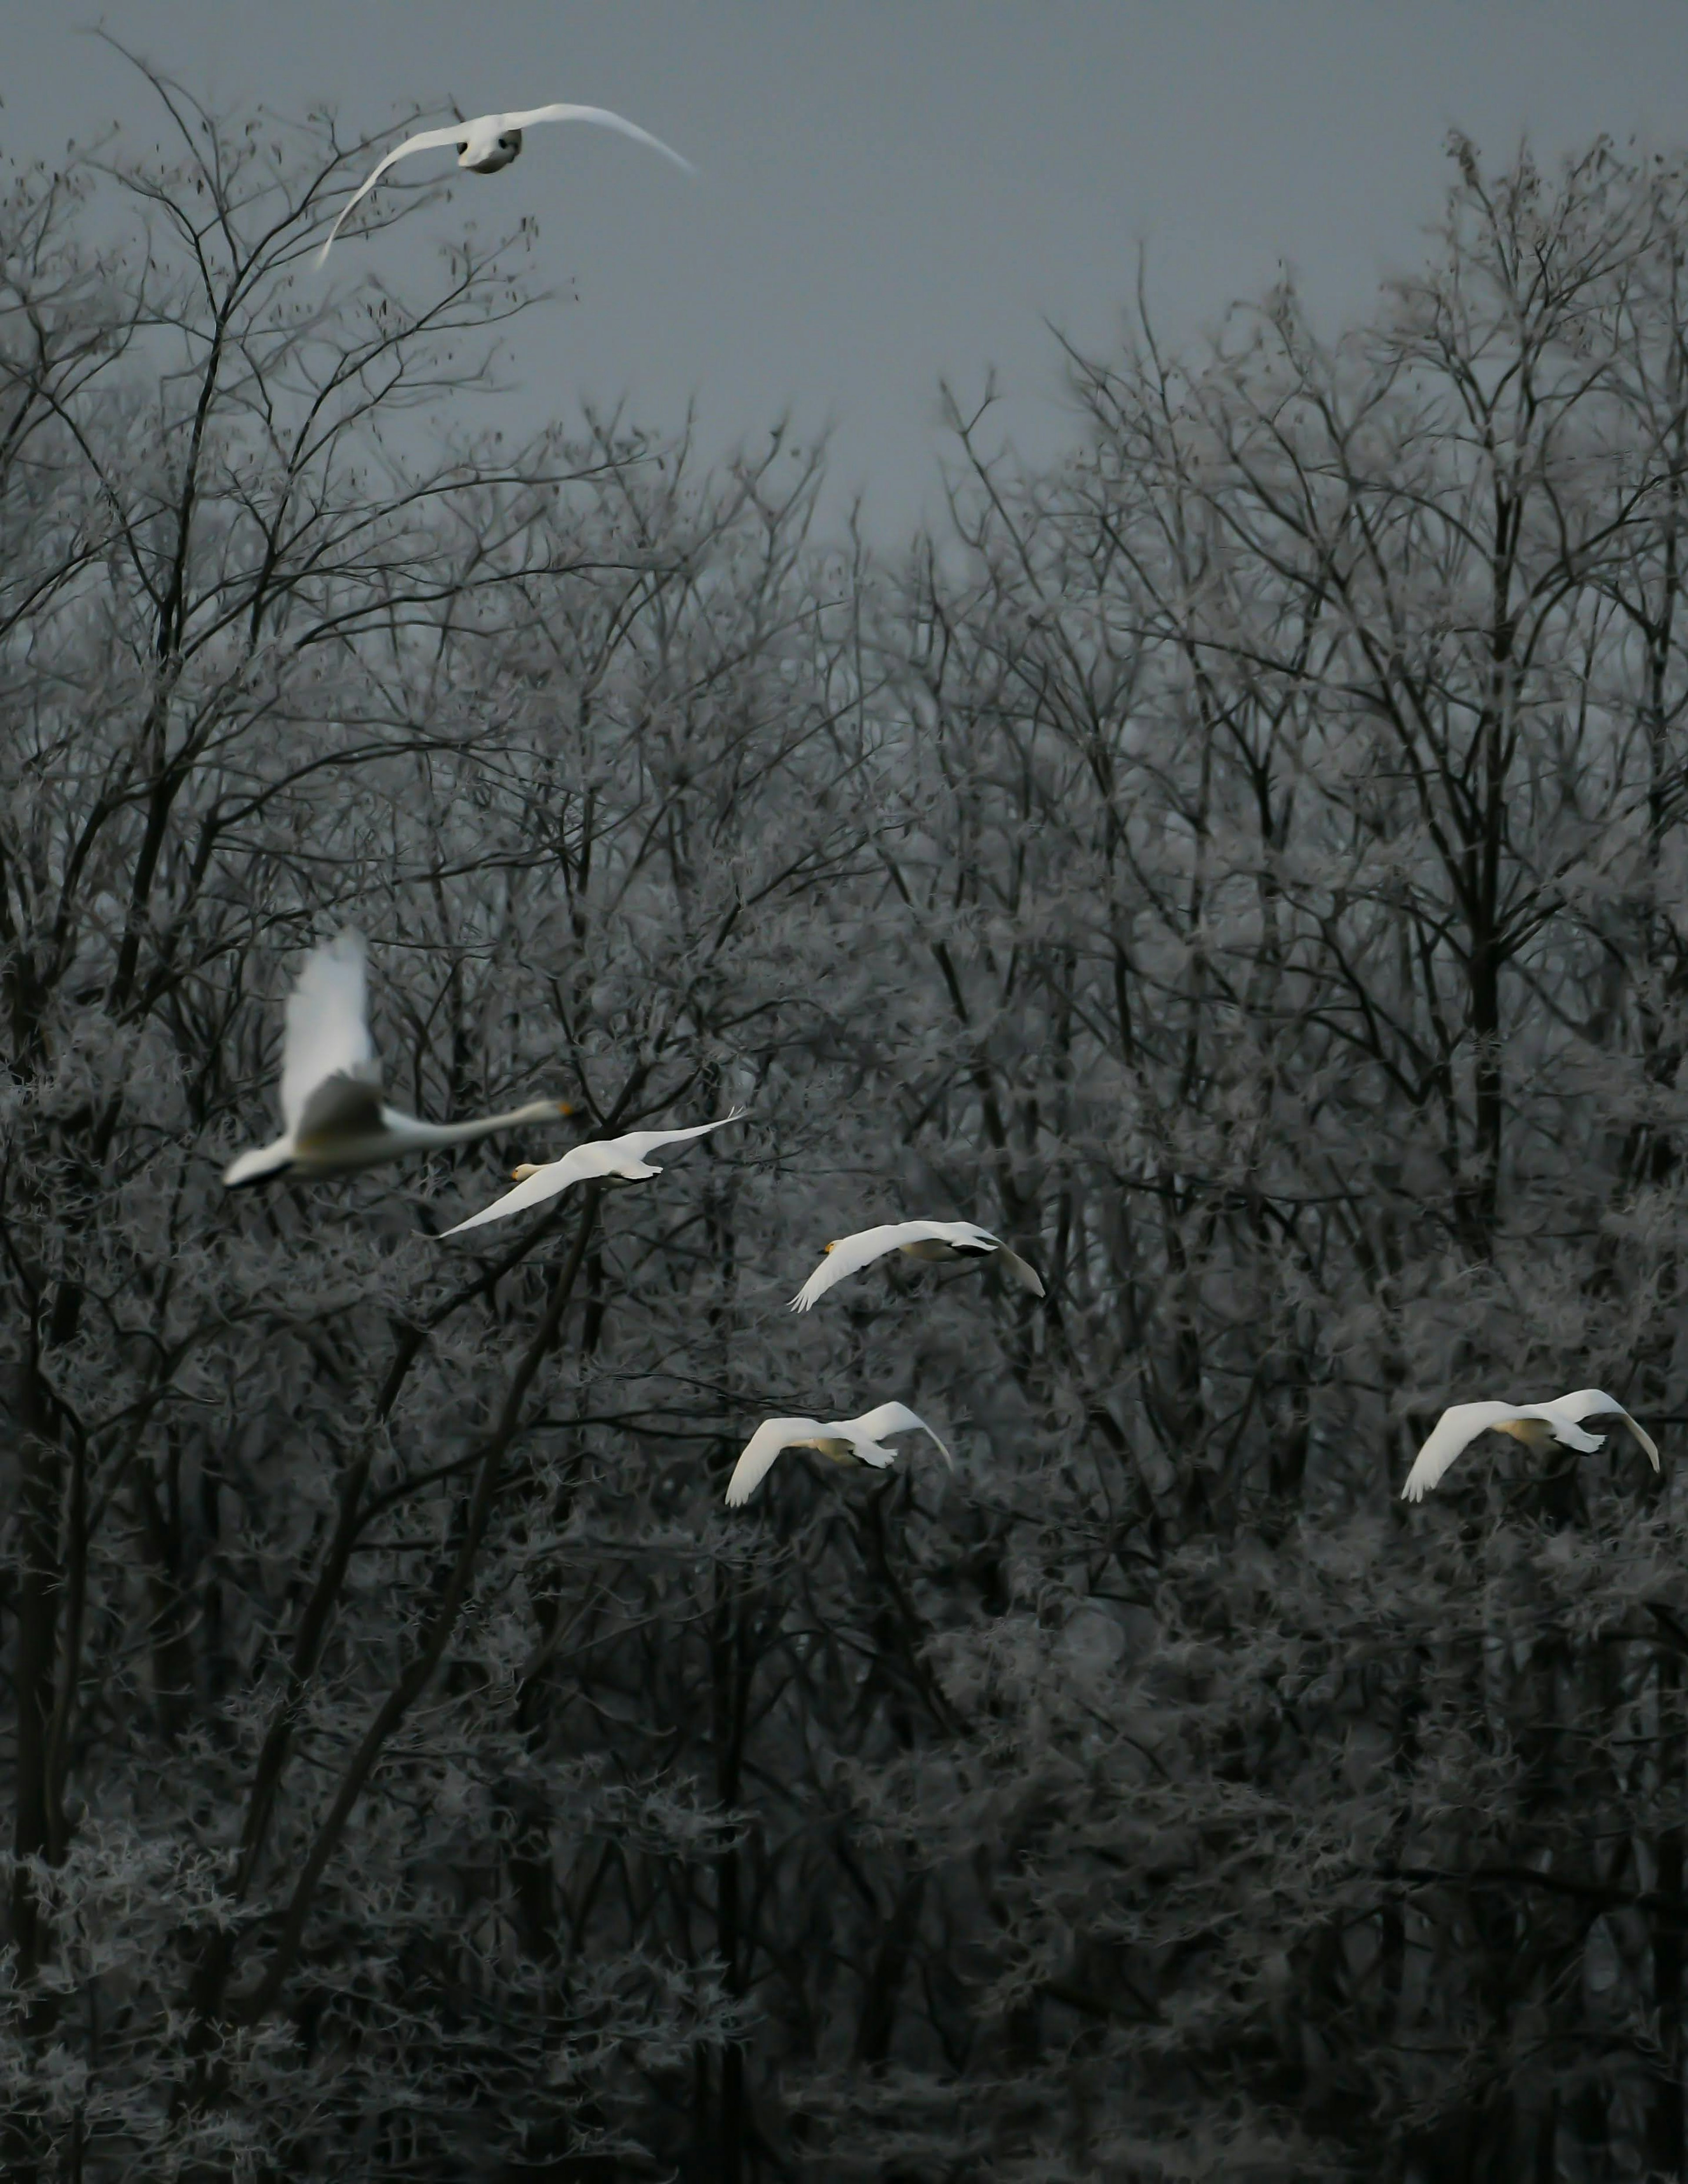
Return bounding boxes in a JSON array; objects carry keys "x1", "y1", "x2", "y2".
[{"x1": 7, "y1": 73, "x2": 1688, "y2": 2181}]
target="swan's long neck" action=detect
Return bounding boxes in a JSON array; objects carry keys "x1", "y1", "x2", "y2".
[{"x1": 386, "y1": 1101, "x2": 565, "y2": 1151}]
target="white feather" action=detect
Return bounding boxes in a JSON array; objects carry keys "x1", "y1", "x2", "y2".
[
  {"x1": 724, "y1": 1418, "x2": 832, "y2": 1507},
  {"x1": 1551, "y1": 1387, "x2": 1660, "y2": 1468},
  {"x1": 847, "y1": 1401, "x2": 954, "y2": 1470},
  {"x1": 279, "y1": 932, "x2": 378, "y2": 1136}
]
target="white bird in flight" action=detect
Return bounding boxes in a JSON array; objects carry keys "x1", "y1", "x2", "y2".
[
  {"x1": 315, "y1": 103, "x2": 696, "y2": 265},
  {"x1": 223, "y1": 932, "x2": 574, "y2": 1186},
  {"x1": 790, "y1": 1219, "x2": 1044, "y2": 1312},
  {"x1": 1401, "y1": 1388, "x2": 1659, "y2": 1502},
  {"x1": 441, "y1": 1108, "x2": 746, "y2": 1237},
  {"x1": 724, "y1": 1401, "x2": 953, "y2": 1507}
]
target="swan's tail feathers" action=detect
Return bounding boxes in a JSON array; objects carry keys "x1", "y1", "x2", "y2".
[{"x1": 223, "y1": 1141, "x2": 294, "y2": 1188}]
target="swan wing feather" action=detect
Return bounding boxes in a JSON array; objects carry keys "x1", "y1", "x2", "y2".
[
  {"x1": 846, "y1": 1401, "x2": 955, "y2": 1470},
  {"x1": 608, "y1": 1108, "x2": 746, "y2": 1163},
  {"x1": 280, "y1": 932, "x2": 378, "y2": 1134},
  {"x1": 789, "y1": 1223, "x2": 930, "y2": 1311},
  {"x1": 316, "y1": 124, "x2": 470, "y2": 263},
  {"x1": 496, "y1": 104, "x2": 697, "y2": 172},
  {"x1": 440, "y1": 1147, "x2": 592, "y2": 1237},
  {"x1": 993, "y1": 1245, "x2": 1046, "y2": 1296},
  {"x1": 724, "y1": 1418, "x2": 824, "y2": 1506},
  {"x1": 1551, "y1": 1388, "x2": 1660, "y2": 1468},
  {"x1": 1402, "y1": 1401, "x2": 1534, "y2": 1501}
]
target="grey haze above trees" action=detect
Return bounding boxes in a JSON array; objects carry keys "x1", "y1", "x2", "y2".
[{"x1": 4, "y1": 64, "x2": 1688, "y2": 2181}]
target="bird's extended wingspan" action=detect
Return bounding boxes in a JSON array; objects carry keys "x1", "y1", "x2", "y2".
[
  {"x1": 280, "y1": 932, "x2": 379, "y2": 1134},
  {"x1": 316, "y1": 104, "x2": 693, "y2": 266},
  {"x1": 1552, "y1": 1387, "x2": 1660, "y2": 1468},
  {"x1": 498, "y1": 103, "x2": 697, "y2": 174},
  {"x1": 440, "y1": 1146, "x2": 593, "y2": 1237},
  {"x1": 315, "y1": 124, "x2": 469, "y2": 264},
  {"x1": 1401, "y1": 1398, "x2": 1604, "y2": 1501}
]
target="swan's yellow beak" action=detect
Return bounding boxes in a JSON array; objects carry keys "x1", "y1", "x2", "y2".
[
  {"x1": 555, "y1": 1099, "x2": 575, "y2": 1115},
  {"x1": 823, "y1": 1240, "x2": 839, "y2": 1254}
]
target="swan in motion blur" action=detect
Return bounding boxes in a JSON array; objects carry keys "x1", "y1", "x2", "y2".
[
  {"x1": 790, "y1": 1219, "x2": 1044, "y2": 1312},
  {"x1": 441, "y1": 1108, "x2": 746, "y2": 1237},
  {"x1": 724, "y1": 1401, "x2": 953, "y2": 1507},
  {"x1": 223, "y1": 932, "x2": 573, "y2": 1186},
  {"x1": 316, "y1": 102, "x2": 695, "y2": 264},
  {"x1": 1401, "y1": 1388, "x2": 1659, "y2": 1501}
]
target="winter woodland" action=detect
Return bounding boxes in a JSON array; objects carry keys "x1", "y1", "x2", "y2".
[{"x1": 7, "y1": 69, "x2": 1688, "y2": 2184}]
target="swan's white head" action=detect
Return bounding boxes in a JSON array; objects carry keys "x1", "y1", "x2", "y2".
[{"x1": 511, "y1": 1162, "x2": 543, "y2": 1181}]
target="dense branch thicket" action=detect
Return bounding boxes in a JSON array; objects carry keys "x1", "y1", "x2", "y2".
[{"x1": 6, "y1": 76, "x2": 1688, "y2": 2181}]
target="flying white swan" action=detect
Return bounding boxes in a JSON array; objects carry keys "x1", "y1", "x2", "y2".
[
  {"x1": 724, "y1": 1401, "x2": 953, "y2": 1507},
  {"x1": 1401, "y1": 1388, "x2": 1659, "y2": 1501},
  {"x1": 790, "y1": 1219, "x2": 1044, "y2": 1312},
  {"x1": 316, "y1": 102, "x2": 695, "y2": 264},
  {"x1": 223, "y1": 932, "x2": 574, "y2": 1186},
  {"x1": 440, "y1": 1107, "x2": 746, "y2": 1237}
]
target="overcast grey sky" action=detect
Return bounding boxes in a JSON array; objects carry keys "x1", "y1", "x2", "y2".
[{"x1": 11, "y1": 1, "x2": 1688, "y2": 538}]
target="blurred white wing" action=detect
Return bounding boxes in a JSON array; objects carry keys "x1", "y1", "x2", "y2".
[
  {"x1": 315, "y1": 124, "x2": 469, "y2": 264},
  {"x1": 789, "y1": 1223, "x2": 925, "y2": 1312},
  {"x1": 724, "y1": 1417, "x2": 824, "y2": 1507},
  {"x1": 497, "y1": 103, "x2": 697, "y2": 174},
  {"x1": 440, "y1": 1147, "x2": 593, "y2": 1237},
  {"x1": 847, "y1": 1401, "x2": 954, "y2": 1470},
  {"x1": 280, "y1": 932, "x2": 378, "y2": 1135},
  {"x1": 1552, "y1": 1387, "x2": 1660, "y2": 1468},
  {"x1": 1401, "y1": 1401, "x2": 1532, "y2": 1502},
  {"x1": 610, "y1": 1108, "x2": 747, "y2": 1164}
]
